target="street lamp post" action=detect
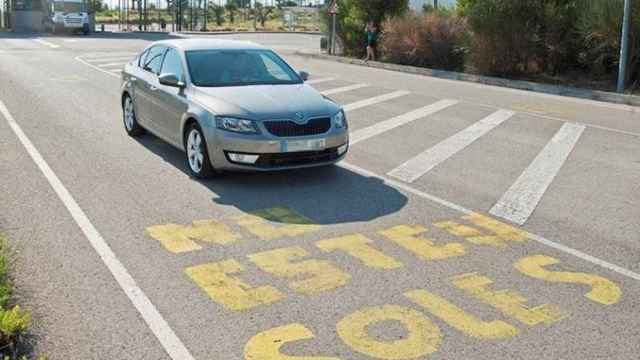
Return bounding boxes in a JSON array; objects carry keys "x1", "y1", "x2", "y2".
[{"x1": 617, "y1": 0, "x2": 631, "y2": 92}]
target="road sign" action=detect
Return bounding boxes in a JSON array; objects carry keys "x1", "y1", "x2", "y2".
[{"x1": 328, "y1": 0, "x2": 338, "y2": 15}]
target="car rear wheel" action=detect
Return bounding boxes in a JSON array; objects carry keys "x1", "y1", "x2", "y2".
[
  {"x1": 185, "y1": 123, "x2": 215, "y2": 179},
  {"x1": 123, "y1": 95, "x2": 145, "y2": 137}
]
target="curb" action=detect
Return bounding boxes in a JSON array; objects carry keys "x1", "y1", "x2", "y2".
[
  {"x1": 178, "y1": 30, "x2": 322, "y2": 36},
  {"x1": 299, "y1": 53, "x2": 640, "y2": 107}
]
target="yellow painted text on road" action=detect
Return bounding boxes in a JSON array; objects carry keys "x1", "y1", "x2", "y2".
[
  {"x1": 233, "y1": 207, "x2": 321, "y2": 241},
  {"x1": 185, "y1": 259, "x2": 284, "y2": 311},
  {"x1": 337, "y1": 305, "x2": 442, "y2": 360},
  {"x1": 244, "y1": 323, "x2": 341, "y2": 360},
  {"x1": 316, "y1": 234, "x2": 403, "y2": 269},
  {"x1": 248, "y1": 247, "x2": 351, "y2": 295},
  {"x1": 515, "y1": 255, "x2": 622, "y2": 305},
  {"x1": 147, "y1": 219, "x2": 239, "y2": 253},
  {"x1": 451, "y1": 273, "x2": 566, "y2": 326},
  {"x1": 379, "y1": 225, "x2": 465, "y2": 261},
  {"x1": 462, "y1": 213, "x2": 528, "y2": 247},
  {"x1": 405, "y1": 289, "x2": 520, "y2": 340}
]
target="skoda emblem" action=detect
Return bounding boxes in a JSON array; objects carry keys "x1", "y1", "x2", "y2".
[{"x1": 294, "y1": 112, "x2": 307, "y2": 124}]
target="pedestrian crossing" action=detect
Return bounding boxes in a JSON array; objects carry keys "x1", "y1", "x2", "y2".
[
  {"x1": 316, "y1": 77, "x2": 586, "y2": 226},
  {"x1": 75, "y1": 53, "x2": 590, "y2": 225},
  {"x1": 76, "y1": 52, "x2": 138, "y2": 77}
]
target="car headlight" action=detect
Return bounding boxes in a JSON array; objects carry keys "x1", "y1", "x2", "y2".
[
  {"x1": 216, "y1": 116, "x2": 259, "y2": 134},
  {"x1": 332, "y1": 110, "x2": 347, "y2": 129}
]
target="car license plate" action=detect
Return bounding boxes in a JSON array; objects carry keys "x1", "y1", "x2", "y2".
[{"x1": 282, "y1": 139, "x2": 326, "y2": 152}]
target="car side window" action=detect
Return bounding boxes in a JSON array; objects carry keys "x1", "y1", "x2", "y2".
[
  {"x1": 142, "y1": 46, "x2": 166, "y2": 75},
  {"x1": 137, "y1": 49, "x2": 149, "y2": 68},
  {"x1": 160, "y1": 48, "x2": 185, "y2": 81}
]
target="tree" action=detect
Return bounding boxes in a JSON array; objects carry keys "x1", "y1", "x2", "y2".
[
  {"x1": 210, "y1": 4, "x2": 225, "y2": 26},
  {"x1": 255, "y1": 2, "x2": 274, "y2": 28},
  {"x1": 322, "y1": 0, "x2": 409, "y2": 56},
  {"x1": 225, "y1": 2, "x2": 238, "y2": 23}
]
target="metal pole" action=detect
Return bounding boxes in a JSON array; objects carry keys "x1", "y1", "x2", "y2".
[
  {"x1": 617, "y1": 0, "x2": 631, "y2": 92},
  {"x1": 331, "y1": 12, "x2": 336, "y2": 55}
]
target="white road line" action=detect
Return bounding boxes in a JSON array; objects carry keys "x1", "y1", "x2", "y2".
[
  {"x1": 75, "y1": 56, "x2": 120, "y2": 78},
  {"x1": 344, "y1": 90, "x2": 410, "y2": 112},
  {"x1": 351, "y1": 99, "x2": 459, "y2": 145},
  {"x1": 306, "y1": 77, "x2": 335, "y2": 85},
  {"x1": 340, "y1": 161, "x2": 640, "y2": 282},
  {"x1": 82, "y1": 52, "x2": 138, "y2": 59},
  {"x1": 490, "y1": 122, "x2": 586, "y2": 225},
  {"x1": 97, "y1": 62, "x2": 127, "y2": 68},
  {"x1": 86, "y1": 56, "x2": 135, "y2": 63},
  {"x1": 321, "y1": 83, "x2": 368, "y2": 95},
  {"x1": 33, "y1": 38, "x2": 60, "y2": 49},
  {"x1": 0, "y1": 100, "x2": 195, "y2": 360},
  {"x1": 110, "y1": 69, "x2": 123, "y2": 73},
  {"x1": 388, "y1": 109, "x2": 515, "y2": 183}
]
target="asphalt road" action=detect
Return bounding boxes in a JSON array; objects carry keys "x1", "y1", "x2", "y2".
[{"x1": 0, "y1": 32, "x2": 639, "y2": 360}]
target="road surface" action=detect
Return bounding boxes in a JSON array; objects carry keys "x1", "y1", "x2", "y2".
[{"x1": 0, "y1": 32, "x2": 639, "y2": 359}]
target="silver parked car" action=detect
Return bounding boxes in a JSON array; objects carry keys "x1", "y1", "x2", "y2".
[{"x1": 120, "y1": 39, "x2": 349, "y2": 178}]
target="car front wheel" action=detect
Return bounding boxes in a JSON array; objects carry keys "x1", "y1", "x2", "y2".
[
  {"x1": 122, "y1": 95, "x2": 145, "y2": 137},
  {"x1": 185, "y1": 123, "x2": 215, "y2": 179}
]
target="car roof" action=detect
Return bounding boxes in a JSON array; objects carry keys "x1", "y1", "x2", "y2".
[{"x1": 149, "y1": 38, "x2": 268, "y2": 52}]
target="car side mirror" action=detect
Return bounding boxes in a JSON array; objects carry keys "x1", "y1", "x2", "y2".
[
  {"x1": 159, "y1": 73, "x2": 185, "y2": 88},
  {"x1": 299, "y1": 71, "x2": 309, "y2": 81}
]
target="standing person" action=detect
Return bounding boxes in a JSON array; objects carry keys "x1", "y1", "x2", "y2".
[{"x1": 365, "y1": 21, "x2": 379, "y2": 62}]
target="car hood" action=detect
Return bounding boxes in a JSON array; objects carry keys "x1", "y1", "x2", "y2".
[{"x1": 191, "y1": 84, "x2": 339, "y2": 121}]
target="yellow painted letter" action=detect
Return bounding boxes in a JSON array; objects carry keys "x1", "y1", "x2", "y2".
[
  {"x1": 405, "y1": 289, "x2": 520, "y2": 340},
  {"x1": 451, "y1": 273, "x2": 566, "y2": 326},
  {"x1": 316, "y1": 234, "x2": 403, "y2": 269},
  {"x1": 515, "y1": 255, "x2": 622, "y2": 305},
  {"x1": 337, "y1": 305, "x2": 441, "y2": 359},
  {"x1": 185, "y1": 259, "x2": 284, "y2": 311},
  {"x1": 248, "y1": 247, "x2": 351, "y2": 295},
  {"x1": 147, "y1": 219, "x2": 239, "y2": 253},
  {"x1": 378, "y1": 225, "x2": 465, "y2": 261},
  {"x1": 244, "y1": 323, "x2": 341, "y2": 360},
  {"x1": 233, "y1": 207, "x2": 321, "y2": 241},
  {"x1": 461, "y1": 213, "x2": 528, "y2": 247}
]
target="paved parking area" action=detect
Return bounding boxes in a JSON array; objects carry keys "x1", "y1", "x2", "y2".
[{"x1": 0, "y1": 33, "x2": 639, "y2": 359}]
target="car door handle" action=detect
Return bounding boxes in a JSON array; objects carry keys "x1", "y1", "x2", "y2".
[
  {"x1": 130, "y1": 77, "x2": 137, "y2": 82},
  {"x1": 150, "y1": 86, "x2": 158, "y2": 91}
]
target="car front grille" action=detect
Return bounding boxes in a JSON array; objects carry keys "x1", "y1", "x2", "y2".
[
  {"x1": 263, "y1": 118, "x2": 331, "y2": 137},
  {"x1": 252, "y1": 147, "x2": 340, "y2": 168}
]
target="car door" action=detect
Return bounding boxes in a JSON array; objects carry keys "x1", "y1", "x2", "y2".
[
  {"x1": 128, "y1": 48, "x2": 150, "y2": 126},
  {"x1": 154, "y1": 47, "x2": 189, "y2": 145},
  {"x1": 136, "y1": 45, "x2": 166, "y2": 133}
]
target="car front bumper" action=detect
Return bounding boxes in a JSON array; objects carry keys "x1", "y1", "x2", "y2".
[{"x1": 206, "y1": 128, "x2": 349, "y2": 171}]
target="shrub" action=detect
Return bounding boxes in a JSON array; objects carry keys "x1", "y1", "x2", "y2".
[
  {"x1": 381, "y1": 12, "x2": 467, "y2": 72},
  {"x1": 576, "y1": 0, "x2": 640, "y2": 86},
  {"x1": 466, "y1": 0, "x2": 546, "y2": 76}
]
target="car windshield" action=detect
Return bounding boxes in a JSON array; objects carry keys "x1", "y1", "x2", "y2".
[{"x1": 185, "y1": 49, "x2": 302, "y2": 87}]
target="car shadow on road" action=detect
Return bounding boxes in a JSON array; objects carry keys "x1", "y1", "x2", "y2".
[{"x1": 134, "y1": 134, "x2": 408, "y2": 225}]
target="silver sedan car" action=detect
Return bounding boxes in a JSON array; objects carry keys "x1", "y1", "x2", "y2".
[{"x1": 120, "y1": 39, "x2": 349, "y2": 178}]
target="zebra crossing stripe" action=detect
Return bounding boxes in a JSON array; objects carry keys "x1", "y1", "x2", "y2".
[
  {"x1": 489, "y1": 122, "x2": 586, "y2": 225},
  {"x1": 344, "y1": 90, "x2": 410, "y2": 112},
  {"x1": 321, "y1": 83, "x2": 369, "y2": 95},
  {"x1": 387, "y1": 109, "x2": 515, "y2": 183},
  {"x1": 351, "y1": 99, "x2": 459, "y2": 145}
]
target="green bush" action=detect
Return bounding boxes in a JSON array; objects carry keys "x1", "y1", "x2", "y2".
[
  {"x1": 576, "y1": 0, "x2": 640, "y2": 86},
  {"x1": 381, "y1": 12, "x2": 467, "y2": 71},
  {"x1": 466, "y1": 0, "x2": 546, "y2": 75}
]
